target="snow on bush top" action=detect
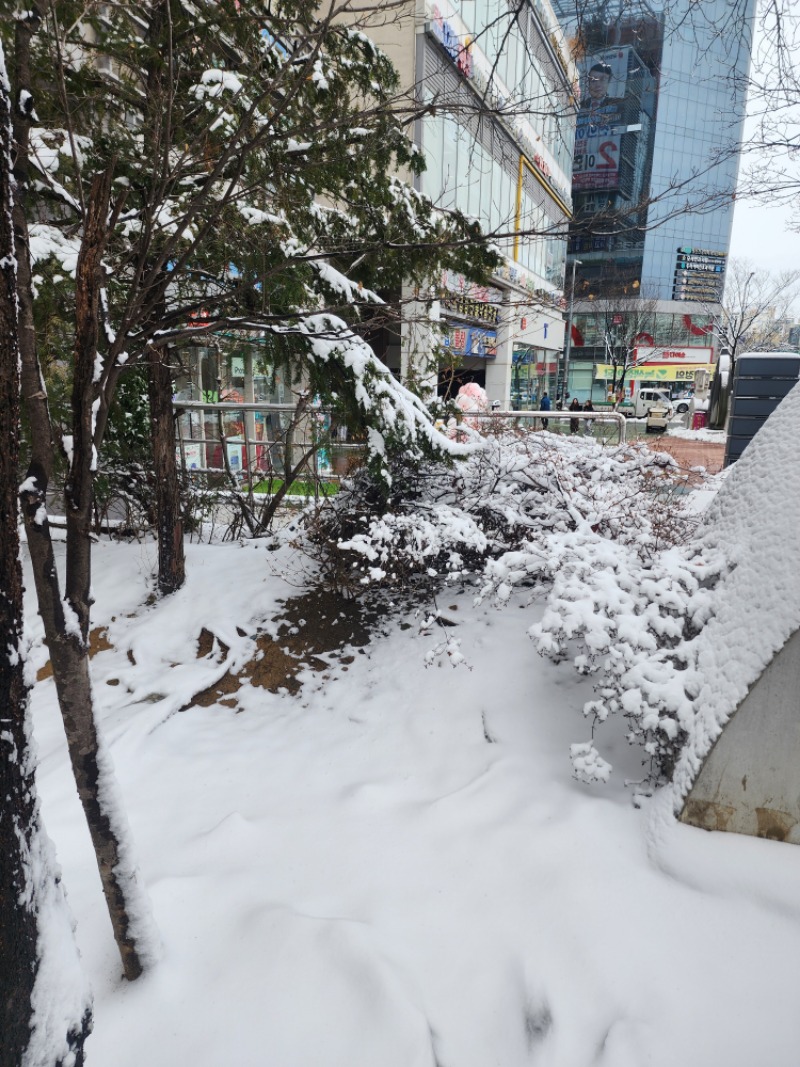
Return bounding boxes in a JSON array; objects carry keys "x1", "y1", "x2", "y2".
[{"x1": 672, "y1": 381, "x2": 800, "y2": 802}]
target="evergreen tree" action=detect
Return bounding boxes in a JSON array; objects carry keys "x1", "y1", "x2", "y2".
[{"x1": 4, "y1": 0, "x2": 498, "y2": 978}]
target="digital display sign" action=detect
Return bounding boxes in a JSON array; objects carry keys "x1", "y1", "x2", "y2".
[{"x1": 673, "y1": 247, "x2": 727, "y2": 302}]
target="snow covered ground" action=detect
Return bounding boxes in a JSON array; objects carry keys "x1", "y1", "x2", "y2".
[{"x1": 27, "y1": 522, "x2": 800, "y2": 1066}]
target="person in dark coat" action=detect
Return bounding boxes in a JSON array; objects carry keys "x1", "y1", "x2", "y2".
[
  {"x1": 540, "y1": 391, "x2": 551, "y2": 429},
  {"x1": 569, "y1": 397, "x2": 581, "y2": 434},
  {"x1": 583, "y1": 399, "x2": 594, "y2": 435}
]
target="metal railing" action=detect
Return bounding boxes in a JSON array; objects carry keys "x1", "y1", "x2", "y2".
[
  {"x1": 174, "y1": 400, "x2": 363, "y2": 492},
  {"x1": 173, "y1": 401, "x2": 628, "y2": 491},
  {"x1": 466, "y1": 409, "x2": 628, "y2": 443}
]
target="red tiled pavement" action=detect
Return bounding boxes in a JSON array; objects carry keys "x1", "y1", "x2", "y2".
[{"x1": 642, "y1": 433, "x2": 725, "y2": 473}]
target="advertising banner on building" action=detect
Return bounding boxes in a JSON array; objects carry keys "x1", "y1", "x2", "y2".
[
  {"x1": 443, "y1": 323, "x2": 497, "y2": 359},
  {"x1": 595, "y1": 363, "x2": 714, "y2": 383},
  {"x1": 573, "y1": 130, "x2": 621, "y2": 191},
  {"x1": 572, "y1": 47, "x2": 632, "y2": 193},
  {"x1": 633, "y1": 346, "x2": 713, "y2": 365}
]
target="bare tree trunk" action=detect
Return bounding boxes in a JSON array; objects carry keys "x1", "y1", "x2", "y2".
[
  {"x1": 1, "y1": 51, "x2": 44, "y2": 1065},
  {"x1": 148, "y1": 344, "x2": 185, "y2": 594},
  {"x1": 0, "y1": 43, "x2": 91, "y2": 1063},
  {"x1": 20, "y1": 171, "x2": 152, "y2": 982},
  {"x1": 12, "y1": 18, "x2": 155, "y2": 979}
]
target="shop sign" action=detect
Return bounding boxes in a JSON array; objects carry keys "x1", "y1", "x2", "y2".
[
  {"x1": 226, "y1": 437, "x2": 245, "y2": 471},
  {"x1": 179, "y1": 442, "x2": 203, "y2": 470},
  {"x1": 633, "y1": 346, "x2": 713, "y2": 364},
  {"x1": 443, "y1": 322, "x2": 497, "y2": 359},
  {"x1": 188, "y1": 308, "x2": 211, "y2": 328},
  {"x1": 440, "y1": 270, "x2": 502, "y2": 324},
  {"x1": 594, "y1": 363, "x2": 714, "y2": 382},
  {"x1": 429, "y1": 5, "x2": 472, "y2": 75},
  {"x1": 442, "y1": 291, "x2": 500, "y2": 325}
]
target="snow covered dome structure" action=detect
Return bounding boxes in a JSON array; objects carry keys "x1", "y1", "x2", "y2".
[{"x1": 677, "y1": 381, "x2": 800, "y2": 843}]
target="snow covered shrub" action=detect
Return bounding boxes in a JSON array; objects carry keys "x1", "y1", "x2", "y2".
[
  {"x1": 310, "y1": 428, "x2": 702, "y2": 591},
  {"x1": 306, "y1": 450, "x2": 489, "y2": 595},
  {"x1": 531, "y1": 539, "x2": 726, "y2": 784},
  {"x1": 307, "y1": 428, "x2": 714, "y2": 784}
]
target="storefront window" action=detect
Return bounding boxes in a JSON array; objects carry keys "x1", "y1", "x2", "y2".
[{"x1": 512, "y1": 346, "x2": 557, "y2": 408}]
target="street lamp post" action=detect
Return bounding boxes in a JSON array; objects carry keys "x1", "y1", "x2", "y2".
[{"x1": 561, "y1": 258, "x2": 582, "y2": 404}]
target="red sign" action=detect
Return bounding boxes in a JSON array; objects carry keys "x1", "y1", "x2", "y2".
[{"x1": 634, "y1": 345, "x2": 713, "y2": 365}]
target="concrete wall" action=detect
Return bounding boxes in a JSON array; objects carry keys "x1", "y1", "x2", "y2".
[{"x1": 680, "y1": 627, "x2": 800, "y2": 844}]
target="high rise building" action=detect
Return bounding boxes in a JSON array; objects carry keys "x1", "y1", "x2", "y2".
[
  {"x1": 365, "y1": 1, "x2": 578, "y2": 408},
  {"x1": 552, "y1": 0, "x2": 756, "y2": 401}
]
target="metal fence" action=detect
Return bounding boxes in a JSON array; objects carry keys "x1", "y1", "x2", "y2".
[
  {"x1": 174, "y1": 399, "x2": 363, "y2": 493},
  {"x1": 173, "y1": 401, "x2": 628, "y2": 492},
  {"x1": 465, "y1": 409, "x2": 627, "y2": 443}
]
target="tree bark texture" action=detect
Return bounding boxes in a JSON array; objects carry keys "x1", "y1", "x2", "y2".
[
  {"x1": 0, "y1": 51, "x2": 40, "y2": 1064},
  {"x1": 148, "y1": 345, "x2": 186, "y2": 594},
  {"x1": 0, "y1": 43, "x2": 91, "y2": 1064},
  {"x1": 66, "y1": 169, "x2": 112, "y2": 639},
  {"x1": 12, "y1": 17, "x2": 152, "y2": 981},
  {"x1": 22, "y1": 172, "x2": 149, "y2": 982}
]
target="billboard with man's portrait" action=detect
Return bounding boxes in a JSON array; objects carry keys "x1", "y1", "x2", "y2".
[{"x1": 572, "y1": 49, "x2": 633, "y2": 193}]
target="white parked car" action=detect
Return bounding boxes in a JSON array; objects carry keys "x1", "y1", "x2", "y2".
[{"x1": 618, "y1": 389, "x2": 674, "y2": 418}]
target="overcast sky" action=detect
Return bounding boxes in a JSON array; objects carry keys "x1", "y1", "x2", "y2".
[
  {"x1": 729, "y1": 197, "x2": 800, "y2": 274},
  {"x1": 727, "y1": 8, "x2": 800, "y2": 277}
]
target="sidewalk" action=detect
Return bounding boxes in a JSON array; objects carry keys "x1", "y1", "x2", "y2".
[{"x1": 643, "y1": 432, "x2": 725, "y2": 473}]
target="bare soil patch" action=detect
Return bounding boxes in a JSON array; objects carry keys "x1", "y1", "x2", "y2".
[
  {"x1": 36, "y1": 627, "x2": 113, "y2": 682},
  {"x1": 36, "y1": 588, "x2": 380, "y2": 712},
  {"x1": 185, "y1": 588, "x2": 377, "y2": 709}
]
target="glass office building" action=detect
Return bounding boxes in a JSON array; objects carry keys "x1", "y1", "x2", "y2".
[{"x1": 551, "y1": 0, "x2": 756, "y2": 400}]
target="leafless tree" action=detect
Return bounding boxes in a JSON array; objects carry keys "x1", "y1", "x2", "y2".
[
  {"x1": 714, "y1": 258, "x2": 800, "y2": 363},
  {"x1": 737, "y1": 0, "x2": 800, "y2": 216},
  {"x1": 572, "y1": 291, "x2": 661, "y2": 396}
]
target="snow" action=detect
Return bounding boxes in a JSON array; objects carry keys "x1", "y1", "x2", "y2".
[
  {"x1": 671, "y1": 380, "x2": 800, "y2": 801},
  {"x1": 667, "y1": 425, "x2": 724, "y2": 443},
  {"x1": 192, "y1": 69, "x2": 245, "y2": 99},
  {"x1": 26, "y1": 507, "x2": 800, "y2": 1065},
  {"x1": 314, "y1": 260, "x2": 382, "y2": 306},
  {"x1": 28, "y1": 224, "x2": 81, "y2": 276}
]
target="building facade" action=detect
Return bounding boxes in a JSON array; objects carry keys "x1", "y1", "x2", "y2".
[
  {"x1": 552, "y1": 0, "x2": 756, "y2": 402},
  {"x1": 367, "y1": 0, "x2": 578, "y2": 408}
]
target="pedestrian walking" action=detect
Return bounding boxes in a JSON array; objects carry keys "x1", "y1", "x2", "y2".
[
  {"x1": 569, "y1": 397, "x2": 581, "y2": 434},
  {"x1": 583, "y1": 399, "x2": 594, "y2": 436},
  {"x1": 540, "y1": 391, "x2": 551, "y2": 429}
]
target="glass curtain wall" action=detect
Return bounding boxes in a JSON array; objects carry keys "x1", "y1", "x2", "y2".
[{"x1": 420, "y1": 0, "x2": 574, "y2": 283}]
